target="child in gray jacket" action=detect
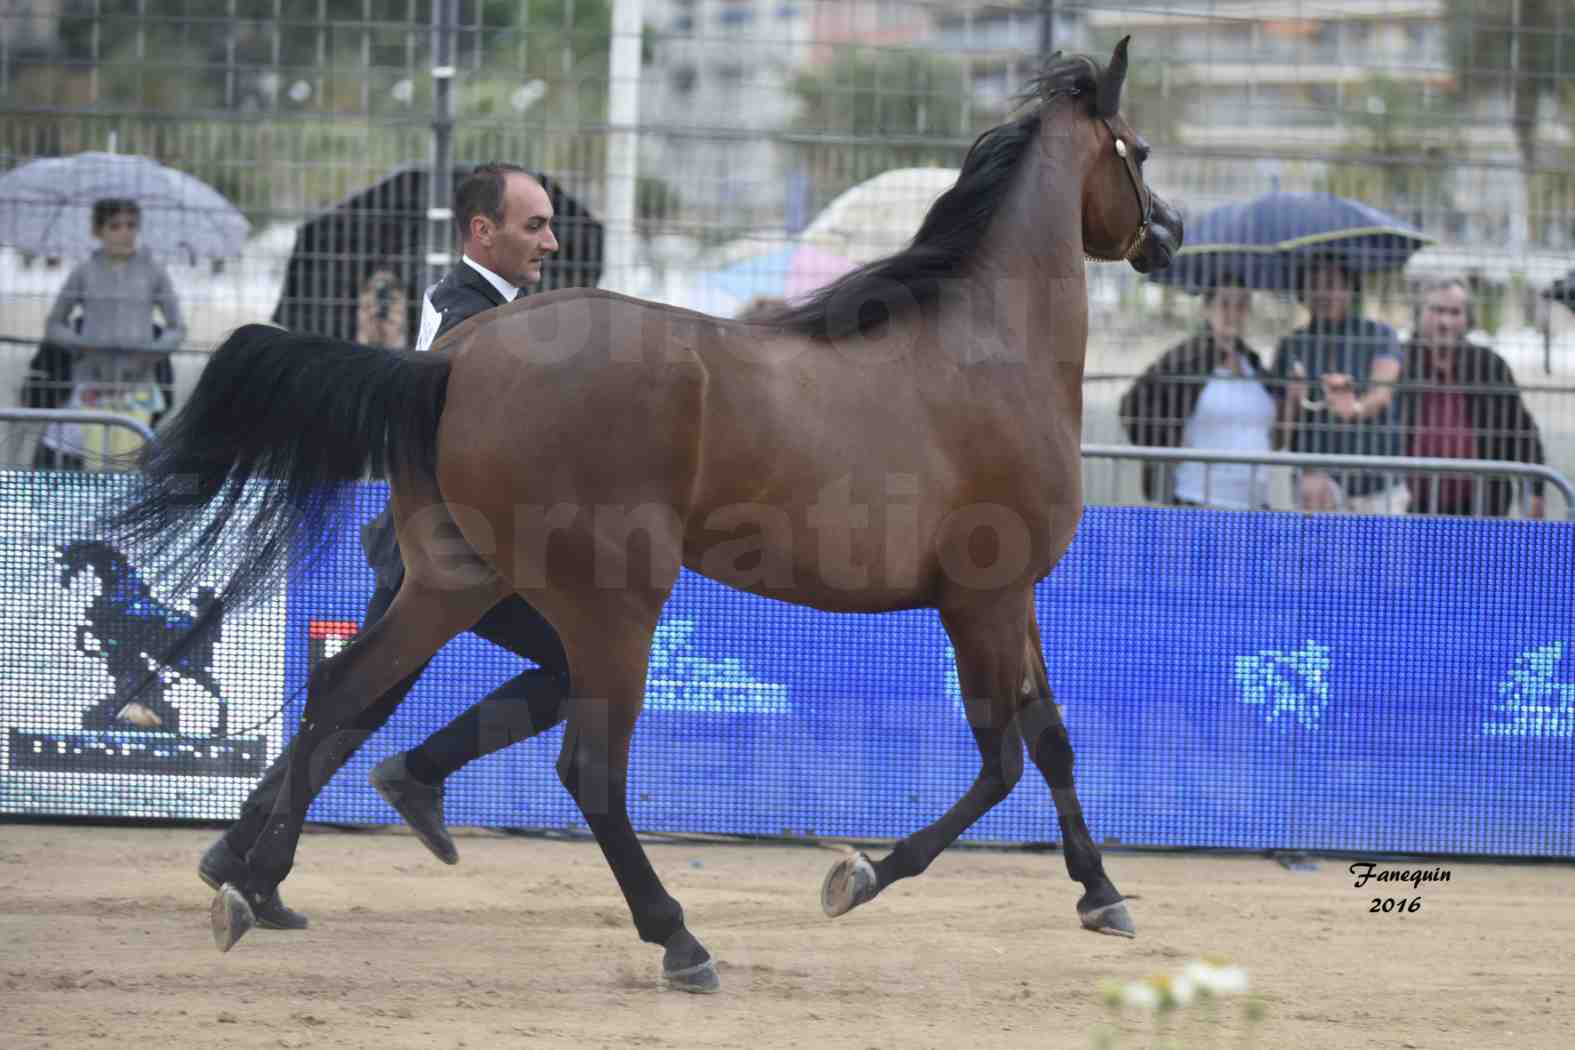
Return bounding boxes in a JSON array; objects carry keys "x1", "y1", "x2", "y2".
[{"x1": 37, "y1": 198, "x2": 184, "y2": 469}]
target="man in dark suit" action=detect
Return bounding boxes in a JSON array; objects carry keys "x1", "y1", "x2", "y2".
[{"x1": 199, "y1": 164, "x2": 570, "y2": 929}]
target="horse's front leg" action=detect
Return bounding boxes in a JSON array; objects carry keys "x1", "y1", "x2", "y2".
[
  {"x1": 552, "y1": 604, "x2": 717, "y2": 993},
  {"x1": 821, "y1": 595, "x2": 1028, "y2": 917},
  {"x1": 1020, "y1": 614, "x2": 1132, "y2": 937}
]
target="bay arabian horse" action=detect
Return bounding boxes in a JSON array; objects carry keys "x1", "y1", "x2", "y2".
[{"x1": 106, "y1": 39, "x2": 1180, "y2": 993}]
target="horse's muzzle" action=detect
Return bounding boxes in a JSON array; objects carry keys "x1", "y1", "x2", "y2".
[{"x1": 1128, "y1": 194, "x2": 1182, "y2": 275}]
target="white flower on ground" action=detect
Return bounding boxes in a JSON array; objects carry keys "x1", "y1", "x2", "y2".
[
  {"x1": 1118, "y1": 980, "x2": 1161, "y2": 1011},
  {"x1": 1183, "y1": 960, "x2": 1250, "y2": 996},
  {"x1": 1099, "y1": 960, "x2": 1251, "y2": 1017}
]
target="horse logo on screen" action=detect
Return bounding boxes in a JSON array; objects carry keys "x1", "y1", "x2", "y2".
[{"x1": 59, "y1": 540, "x2": 227, "y2": 735}]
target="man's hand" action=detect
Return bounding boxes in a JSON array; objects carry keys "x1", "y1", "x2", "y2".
[{"x1": 1321, "y1": 372, "x2": 1360, "y2": 420}]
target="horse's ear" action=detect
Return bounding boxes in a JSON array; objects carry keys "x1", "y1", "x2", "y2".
[{"x1": 1098, "y1": 36, "x2": 1130, "y2": 117}]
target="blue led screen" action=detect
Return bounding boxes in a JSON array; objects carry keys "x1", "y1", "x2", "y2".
[
  {"x1": 3, "y1": 471, "x2": 1572, "y2": 857},
  {"x1": 287, "y1": 484, "x2": 1575, "y2": 857}
]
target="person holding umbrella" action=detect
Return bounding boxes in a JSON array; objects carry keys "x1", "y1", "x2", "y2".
[
  {"x1": 35, "y1": 198, "x2": 185, "y2": 470},
  {"x1": 1272, "y1": 259, "x2": 1410, "y2": 514}
]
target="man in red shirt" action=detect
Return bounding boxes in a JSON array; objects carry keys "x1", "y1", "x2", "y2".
[{"x1": 1399, "y1": 276, "x2": 1546, "y2": 518}]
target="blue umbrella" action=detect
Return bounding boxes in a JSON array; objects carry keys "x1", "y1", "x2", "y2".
[{"x1": 1152, "y1": 191, "x2": 1435, "y2": 293}]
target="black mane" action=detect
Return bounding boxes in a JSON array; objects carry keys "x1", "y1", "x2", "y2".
[{"x1": 764, "y1": 52, "x2": 1108, "y2": 341}]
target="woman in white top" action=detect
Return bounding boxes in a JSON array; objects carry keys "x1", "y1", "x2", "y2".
[{"x1": 1120, "y1": 282, "x2": 1305, "y2": 509}]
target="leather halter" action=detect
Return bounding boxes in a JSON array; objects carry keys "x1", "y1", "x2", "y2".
[{"x1": 1100, "y1": 116, "x2": 1153, "y2": 262}]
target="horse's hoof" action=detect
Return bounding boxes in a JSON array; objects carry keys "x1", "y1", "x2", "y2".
[
  {"x1": 662, "y1": 957, "x2": 721, "y2": 994},
  {"x1": 821, "y1": 851, "x2": 878, "y2": 918},
  {"x1": 1079, "y1": 899, "x2": 1136, "y2": 938},
  {"x1": 211, "y1": 883, "x2": 256, "y2": 953}
]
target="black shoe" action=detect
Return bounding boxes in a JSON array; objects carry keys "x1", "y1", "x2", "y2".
[
  {"x1": 198, "y1": 836, "x2": 310, "y2": 930},
  {"x1": 370, "y1": 753, "x2": 459, "y2": 865}
]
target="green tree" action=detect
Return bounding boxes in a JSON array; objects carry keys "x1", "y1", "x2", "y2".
[
  {"x1": 786, "y1": 47, "x2": 984, "y2": 211},
  {"x1": 790, "y1": 47, "x2": 975, "y2": 140},
  {"x1": 1445, "y1": 0, "x2": 1575, "y2": 171},
  {"x1": 9, "y1": 1, "x2": 616, "y2": 220},
  {"x1": 1321, "y1": 75, "x2": 1465, "y2": 229}
]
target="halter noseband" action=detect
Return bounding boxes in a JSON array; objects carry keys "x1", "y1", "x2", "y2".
[{"x1": 1100, "y1": 116, "x2": 1153, "y2": 262}]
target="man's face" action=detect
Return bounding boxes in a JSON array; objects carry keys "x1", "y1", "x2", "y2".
[
  {"x1": 1303, "y1": 263, "x2": 1352, "y2": 322},
  {"x1": 1419, "y1": 284, "x2": 1470, "y2": 350},
  {"x1": 472, "y1": 174, "x2": 559, "y2": 288}
]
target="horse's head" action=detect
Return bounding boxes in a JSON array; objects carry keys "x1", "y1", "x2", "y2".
[{"x1": 1040, "y1": 37, "x2": 1182, "y2": 274}]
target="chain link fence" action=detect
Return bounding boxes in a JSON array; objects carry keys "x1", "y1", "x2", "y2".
[{"x1": 2, "y1": 0, "x2": 1572, "y2": 496}]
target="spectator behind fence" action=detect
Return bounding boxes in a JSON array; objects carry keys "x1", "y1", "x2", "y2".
[
  {"x1": 355, "y1": 265, "x2": 408, "y2": 349},
  {"x1": 1396, "y1": 275, "x2": 1546, "y2": 519},
  {"x1": 34, "y1": 198, "x2": 185, "y2": 470},
  {"x1": 1272, "y1": 260, "x2": 1407, "y2": 514},
  {"x1": 1119, "y1": 281, "x2": 1305, "y2": 509}
]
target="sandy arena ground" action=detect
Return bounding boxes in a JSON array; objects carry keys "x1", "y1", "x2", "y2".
[{"x1": 2, "y1": 822, "x2": 1570, "y2": 1049}]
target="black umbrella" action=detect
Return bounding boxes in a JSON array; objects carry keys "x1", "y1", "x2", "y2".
[
  {"x1": 271, "y1": 166, "x2": 604, "y2": 342},
  {"x1": 1150, "y1": 191, "x2": 1434, "y2": 293},
  {"x1": 1546, "y1": 270, "x2": 1575, "y2": 311}
]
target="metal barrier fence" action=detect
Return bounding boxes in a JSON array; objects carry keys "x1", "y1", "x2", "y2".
[
  {"x1": 1080, "y1": 444, "x2": 1574, "y2": 520},
  {"x1": 0, "y1": 408, "x2": 156, "y2": 470},
  {"x1": 0, "y1": 336, "x2": 203, "y2": 468}
]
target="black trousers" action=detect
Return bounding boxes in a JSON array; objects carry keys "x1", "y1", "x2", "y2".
[{"x1": 223, "y1": 581, "x2": 570, "y2": 857}]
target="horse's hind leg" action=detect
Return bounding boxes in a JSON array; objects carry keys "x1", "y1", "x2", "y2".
[
  {"x1": 211, "y1": 575, "x2": 503, "y2": 952},
  {"x1": 821, "y1": 595, "x2": 1028, "y2": 918},
  {"x1": 1020, "y1": 611, "x2": 1133, "y2": 937}
]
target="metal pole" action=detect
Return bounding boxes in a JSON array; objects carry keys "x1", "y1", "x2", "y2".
[
  {"x1": 427, "y1": 0, "x2": 458, "y2": 293},
  {"x1": 1039, "y1": 0, "x2": 1055, "y2": 55},
  {"x1": 1547, "y1": 308, "x2": 1554, "y2": 376},
  {"x1": 603, "y1": 0, "x2": 645, "y2": 294},
  {"x1": 0, "y1": 409, "x2": 157, "y2": 444}
]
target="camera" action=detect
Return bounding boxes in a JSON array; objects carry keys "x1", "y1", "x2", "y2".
[{"x1": 373, "y1": 275, "x2": 395, "y2": 321}]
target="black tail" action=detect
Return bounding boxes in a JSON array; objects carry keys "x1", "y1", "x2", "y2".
[{"x1": 101, "y1": 323, "x2": 451, "y2": 612}]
